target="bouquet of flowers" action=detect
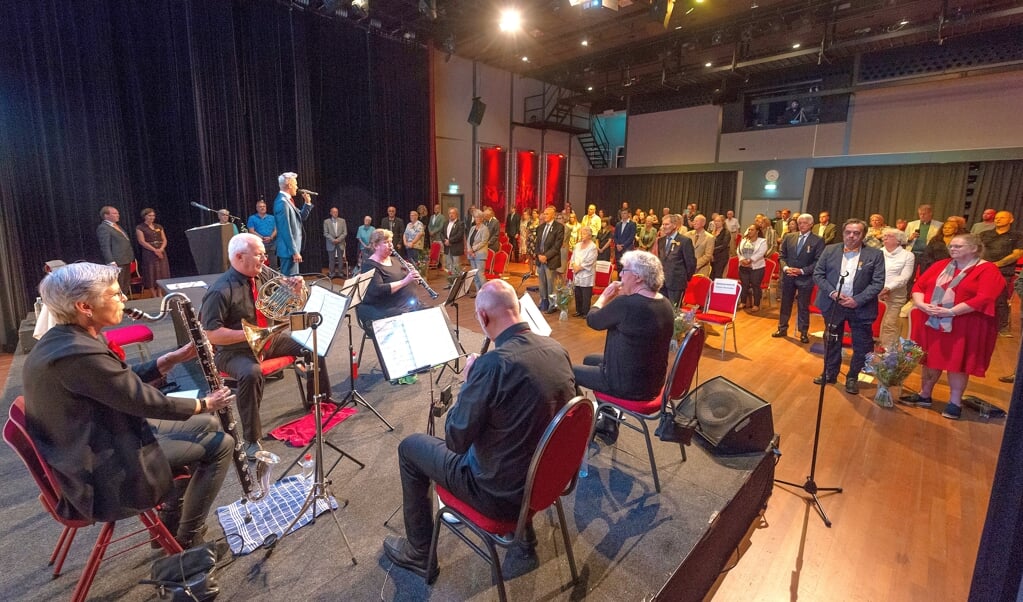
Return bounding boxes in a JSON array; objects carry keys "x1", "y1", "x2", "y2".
[
  {"x1": 863, "y1": 338, "x2": 926, "y2": 408},
  {"x1": 670, "y1": 307, "x2": 698, "y2": 353},
  {"x1": 555, "y1": 281, "x2": 574, "y2": 321}
]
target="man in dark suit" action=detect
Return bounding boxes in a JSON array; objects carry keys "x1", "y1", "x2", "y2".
[
  {"x1": 505, "y1": 206, "x2": 521, "y2": 262},
  {"x1": 96, "y1": 206, "x2": 135, "y2": 294},
  {"x1": 381, "y1": 205, "x2": 405, "y2": 255},
  {"x1": 773, "y1": 213, "x2": 826, "y2": 343},
  {"x1": 812, "y1": 218, "x2": 886, "y2": 395},
  {"x1": 657, "y1": 214, "x2": 697, "y2": 307},
  {"x1": 483, "y1": 207, "x2": 501, "y2": 254},
  {"x1": 442, "y1": 207, "x2": 465, "y2": 286},
  {"x1": 614, "y1": 208, "x2": 636, "y2": 277},
  {"x1": 535, "y1": 205, "x2": 565, "y2": 313}
]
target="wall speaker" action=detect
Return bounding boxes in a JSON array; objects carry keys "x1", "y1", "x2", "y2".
[
  {"x1": 467, "y1": 97, "x2": 486, "y2": 126},
  {"x1": 678, "y1": 376, "x2": 774, "y2": 454}
]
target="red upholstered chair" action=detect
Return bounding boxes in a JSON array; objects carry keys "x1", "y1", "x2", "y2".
[
  {"x1": 592, "y1": 260, "x2": 613, "y2": 296},
  {"x1": 428, "y1": 241, "x2": 442, "y2": 269},
  {"x1": 682, "y1": 274, "x2": 712, "y2": 311},
  {"x1": 426, "y1": 396, "x2": 596, "y2": 602},
  {"x1": 103, "y1": 324, "x2": 154, "y2": 361},
  {"x1": 725, "y1": 255, "x2": 740, "y2": 280},
  {"x1": 220, "y1": 356, "x2": 310, "y2": 410},
  {"x1": 842, "y1": 301, "x2": 886, "y2": 349},
  {"x1": 4, "y1": 397, "x2": 182, "y2": 602},
  {"x1": 695, "y1": 278, "x2": 742, "y2": 355},
  {"x1": 760, "y1": 258, "x2": 777, "y2": 308},
  {"x1": 485, "y1": 250, "x2": 508, "y2": 280},
  {"x1": 592, "y1": 326, "x2": 704, "y2": 492},
  {"x1": 128, "y1": 260, "x2": 145, "y2": 299},
  {"x1": 484, "y1": 249, "x2": 496, "y2": 274},
  {"x1": 500, "y1": 242, "x2": 513, "y2": 258}
]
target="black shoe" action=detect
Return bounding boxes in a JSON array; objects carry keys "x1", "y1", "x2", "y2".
[
  {"x1": 771, "y1": 329, "x2": 787, "y2": 338},
  {"x1": 799, "y1": 332, "x2": 810, "y2": 344},
  {"x1": 844, "y1": 378, "x2": 860, "y2": 395},
  {"x1": 813, "y1": 376, "x2": 836, "y2": 385},
  {"x1": 539, "y1": 302, "x2": 550, "y2": 312},
  {"x1": 443, "y1": 284, "x2": 452, "y2": 290},
  {"x1": 383, "y1": 536, "x2": 438, "y2": 581},
  {"x1": 545, "y1": 307, "x2": 559, "y2": 314}
]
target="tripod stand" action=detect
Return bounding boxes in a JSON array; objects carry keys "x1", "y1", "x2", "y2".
[
  {"x1": 435, "y1": 269, "x2": 477, "y2": 384},
  {"x1": 268, "y1": 312, "x2": 357, "y2": 563},
  {"x1": 774, "y1": 274, "x2": 845, "y2": 527}
]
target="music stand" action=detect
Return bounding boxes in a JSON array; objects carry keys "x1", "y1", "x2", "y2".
[
  {"x1": 277, "y1": 284, "x2": 367, "y2": 481},
  {"x1": 266, "y1": 311, "x2": 357, "y2": 564},
  {"x1": 435, "y1": 268, "x2": 478, "y2": 383}
]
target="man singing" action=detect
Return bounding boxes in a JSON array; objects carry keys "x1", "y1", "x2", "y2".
[
  {"x1": 383, "y1": 279, "x2": 576, "y2": 579},
  {"x1": 274, "y1": 172, "x2": 314, "y2": 275}
]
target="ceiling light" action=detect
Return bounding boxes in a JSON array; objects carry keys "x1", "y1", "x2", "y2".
[
  {"x1": 587, "y1": 85, "x2": 593, "y2": 91},
  {"x1": 499, "y1": 8, "x2": 522, "y2": 32},
  {"x1": 792, "y1": 43, "x2": 801, "y2": 49},
  {"x1": 704, "y1": 61, "x2": 712, "y2": 67},
  {"x1": 581, "y1": 39, "x2": 589, "y2": 46},
  {"x1": 521, "y1": 56, "x2": 529, "y2": 62},
  {"x1": 899, "y1": 18, "x2": 909, "y2": 26},
  {"x1": 351, "y1": 0, "x2": 368, "y2": 18}
]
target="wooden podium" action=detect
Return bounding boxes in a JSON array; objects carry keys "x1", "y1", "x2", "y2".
[{"x1": 186, "y1": 223, "x2": 233, "y2": 274}]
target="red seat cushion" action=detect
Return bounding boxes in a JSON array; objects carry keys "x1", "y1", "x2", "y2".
[
  {"x1": 695, "y1": 313, "x2": 733, "y2": 325},
  {"x1": 104, "y1": 325, "x2": 154, "y2": 346},
  {"x1": 593, "y1": 389, "x2": 662, "y2": 414},
  {"x1": 436, "y1": 485, "x2": 520, "y2": 535},
  {"x1": 219, "y1": 356, "x2": 296, "y2": 379}
]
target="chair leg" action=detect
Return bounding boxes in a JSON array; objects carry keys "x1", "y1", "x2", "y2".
[
  {"x1": 485, "y1": 537, "x2": 507, "y2": 602},
  {"x1": 70, "y1": 522, "x2": 115, "y2": 602},
  {"x1": 731, "y1": 323, "x2": 738, "y2": 354},
  {"x1": 50, "y1": 525, "x2": 78, "y2": 577},
  {"x1": 678, "y1": 441, "x2": 687, "y2": 463},
  {"x1": 554, "y1": 500, "x2": 579, "y2": 582},
  {"x1": 140, "y1": 509, "x2": 183, "y2": 554},
  {"x1": 137, "y1": 342, "x2": 151, "y2": 362},
  {"x1": 637, "y1": 419, "x2": 661, "y2": 493},
  {"x1": 720, "y1": 324, "x2": 728, "y2": 356},
  {"x1": 426, "y1": 509, "x2": 444, "y2": 585},
  {"x1": 291, "y1": 365, "x2": 309, "y2": 409}
]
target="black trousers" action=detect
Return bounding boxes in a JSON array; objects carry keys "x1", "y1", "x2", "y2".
[
  {"x1": 823, "y1": 307, "x2": 874, "y2": 382},
  {"x1": 398, "y1": 433, "x2": 519, "y2": 551},
  {"x1": 574, "y1": 285, "x2": 592, "y2": 316},
  {"x1": 216, "y1": 336, "x2": 329, "y2": 443}
]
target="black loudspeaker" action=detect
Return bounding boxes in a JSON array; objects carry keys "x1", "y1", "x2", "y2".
[
  {"x1": 678, "y1": 376, "x2": 774, "y2": 454},
  {"x1": 467, "y1": 97, "x2": 486, "y2": 126}
]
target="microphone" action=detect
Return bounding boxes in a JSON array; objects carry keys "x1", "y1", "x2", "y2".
[
  {"x1": 298, "y1": 189, "x2": 319, "y2": 196},
  {"x1": 840, "y1": 271, "x2": 849, "y2": 278},
  {"x1": 190, "y1": 201, "x2": 214, "y2": 212}
]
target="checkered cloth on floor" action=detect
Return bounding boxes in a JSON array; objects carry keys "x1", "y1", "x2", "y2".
[{"x1": 217, "y1": 475, "x2": 337, "y2": 555}]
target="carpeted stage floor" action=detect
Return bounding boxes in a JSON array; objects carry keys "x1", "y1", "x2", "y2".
[{"x1": 0, "y1": 295, "x2": 772, "y2": 601}]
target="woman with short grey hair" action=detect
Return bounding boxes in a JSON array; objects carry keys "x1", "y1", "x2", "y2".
[{"x1": 878, "y1": 227, "x2": 915, "y2": 347}]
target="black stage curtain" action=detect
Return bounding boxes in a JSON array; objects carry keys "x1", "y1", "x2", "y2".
[
  {"x1": 805, "y1": 163, "x2": 969, "y2": 225},
  {"x1": 0, "y1": 0, "x2": 430, "y2": 351},
  {"x1": 972, "y1": 160, "x2": 1023, "y2": 219},
  {"x1": 586, "y1": 171, "x2": 738, "y2": 216}
]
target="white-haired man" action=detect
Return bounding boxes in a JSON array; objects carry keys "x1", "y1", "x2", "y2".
[{"x1": 274, "y1": 172, "x2": 314, "y2": 275}]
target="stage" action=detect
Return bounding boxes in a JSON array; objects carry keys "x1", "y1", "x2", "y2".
[{"x1": 0, "y1": 293, "x2": 774, "y2": 601}]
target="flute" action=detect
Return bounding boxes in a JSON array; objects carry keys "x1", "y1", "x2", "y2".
[{"x1": 391, "y1": 249, "x2": 439, "y2": 299}]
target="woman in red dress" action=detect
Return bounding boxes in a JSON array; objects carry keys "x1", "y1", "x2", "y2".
[{"x1": 904, "y1": 233, "x2": 1004, "y2": 419}]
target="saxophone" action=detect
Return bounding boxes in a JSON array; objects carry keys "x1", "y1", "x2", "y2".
[{"x1": 127, "y1": 293, "x2": 279, "y2": 503}]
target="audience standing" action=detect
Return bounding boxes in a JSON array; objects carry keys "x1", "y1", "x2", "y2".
[{"x1": 979, "y1": 211, "x2": 1023, "y2": 337}]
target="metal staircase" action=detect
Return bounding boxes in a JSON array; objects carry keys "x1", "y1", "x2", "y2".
[{"x1": 521, "y1": 85, "x2": 613, "y2": 169}]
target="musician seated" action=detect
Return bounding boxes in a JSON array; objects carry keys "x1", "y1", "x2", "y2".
[
  {"x1": 23, "y1": 262, "x2": 235, "y2": 548},
  {"x1": 200, "y1": 233, "x2": 331, "y2": 460},
  {"x1": 356, "y1": 228, "x2": 424, "y2": 327},
  {"x1": 382, "y1": 279, "x2": 577, "y2": 580}
]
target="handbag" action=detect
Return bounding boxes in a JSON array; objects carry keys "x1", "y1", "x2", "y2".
[
  {"x1": 654, "y1": 408, "x2": 697, "y2": 445},
  {"x1": 140, "y1": 542, "x2": 219, "y2": 602}
]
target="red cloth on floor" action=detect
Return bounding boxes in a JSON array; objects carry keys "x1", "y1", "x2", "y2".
[{"x1": 268, "y1": 403, "x2": 357, "y2": 446}]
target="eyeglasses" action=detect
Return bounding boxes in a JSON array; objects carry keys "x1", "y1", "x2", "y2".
[{"x1": 108, "y1": 290, "x2": 127, "y2": 301}]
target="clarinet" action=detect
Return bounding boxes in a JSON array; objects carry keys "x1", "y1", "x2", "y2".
[
  {"x1": 391, "y1": 249, "x2": 439, "y2": 299},
  {"x1": 127, "y1": 293, "x2": 278, "y2": 503}
]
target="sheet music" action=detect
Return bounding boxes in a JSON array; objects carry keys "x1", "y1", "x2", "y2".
[
  {"x1": 518, "y1": 293, "x2": 552, "y2": 337},
  {"x1": 372, "y1": 307, "x2": 460, "y2": 379},
  {"x1": 165, "y1": 281, "x2": 207, "y2": 290},
  {"x1": 289, "y1": 284, "x2": 350, "y2": 356}
]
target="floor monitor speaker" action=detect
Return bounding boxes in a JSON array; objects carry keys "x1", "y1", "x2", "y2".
[{"x1": 679, "y1": 376, "x2": 774, "y2": 454}]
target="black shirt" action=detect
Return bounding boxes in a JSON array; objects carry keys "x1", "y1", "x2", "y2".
[
  {"x1": 585, "y1": 294, "x2": 676, "y2": 400},
  {"x1": 980, "y1": 229, "x2": 1023, "y2": 275},
  {"x1": 200, "y1": 267, "x2": 260, "y2": 353},
  {"x1": 445, "y1": 323, "x2": 576, "y2": 509}
]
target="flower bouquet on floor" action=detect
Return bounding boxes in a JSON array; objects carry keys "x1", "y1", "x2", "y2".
[
  {"x1": 670, "y1": 307, "x2": 698, "y2": 353},
  {"x1": 863, "y1": 338, "x2": 926, "y2": 408},
  {"x1": 555, "y1": 281, "x2": 574, "y2": 321}
]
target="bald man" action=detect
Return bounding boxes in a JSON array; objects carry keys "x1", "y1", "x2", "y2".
[{"x1": 383, "y1": 279, "x2": 576, "y2": 580}]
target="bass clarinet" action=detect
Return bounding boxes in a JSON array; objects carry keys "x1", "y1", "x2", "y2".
[
  {"x1": 127, "y1": 293, "x2": 279, "y2": 503},
  {"x1": 391, "y1": 249, "x2": 439, "y2": 299}
]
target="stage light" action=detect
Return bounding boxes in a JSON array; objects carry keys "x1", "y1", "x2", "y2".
[
  {"x1": 499, "y1": 8, "x2": 522, "y2": 33},
  {"x1": 705, "y1": 61, "x2": 712, "y2": 67},
  {"x1": 351, "y1": 0, "x2": 368, "y2": 18},
  {"x1": 792, "y1": 42, "x2": 801, "y2": 49}
]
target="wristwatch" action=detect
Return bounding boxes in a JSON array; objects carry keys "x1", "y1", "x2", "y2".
[{"x1": 198, "y1": 397, "x2": 208, "y2": 413}]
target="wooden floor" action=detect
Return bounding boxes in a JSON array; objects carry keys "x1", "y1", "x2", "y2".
[{"x1": 4, "y1": 262, "x2": 1014, "y2": 601}]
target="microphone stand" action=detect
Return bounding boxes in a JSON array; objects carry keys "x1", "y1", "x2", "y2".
[{"x1": 774, "y1": 271, "x2": 845, "y2": 527}]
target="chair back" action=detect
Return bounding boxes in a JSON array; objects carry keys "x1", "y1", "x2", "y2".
[
  {"x1": 725, "y1": 256, "x2": 740, "y2": 279},
  {"x1": 429, "y1": 241, "x2": 442, "y2": 266},
  {"x1": 491, "y1": 250, "x2": 508, "y2": 277},
  {"x1": 593, "y1": 261, "x2": 613, "y2": 295},
  {"x1": 518, "y1": 397, "x2": 596, "y2": 526},
  {"x1": 663, "y1": 327, "x2": 705, "y2": 405},
  {"x1": 703, "y1": 278, "x2": 742, "y2": 316},
  {"x1": 500, "y1": 242, "x2": 513, "y2": 257},
  {"x1": 760, "y1": 258, "x2": 776, "y2": 289},
  {"x1": 682, "y1": 274, "x2": 712, "y2": 310},
  {"x1": 4, "y1": 397, "x2": 65, "y2": 515},
  {"x1": 485, "y1": 248, "x2": 496, "y2": 273}
]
